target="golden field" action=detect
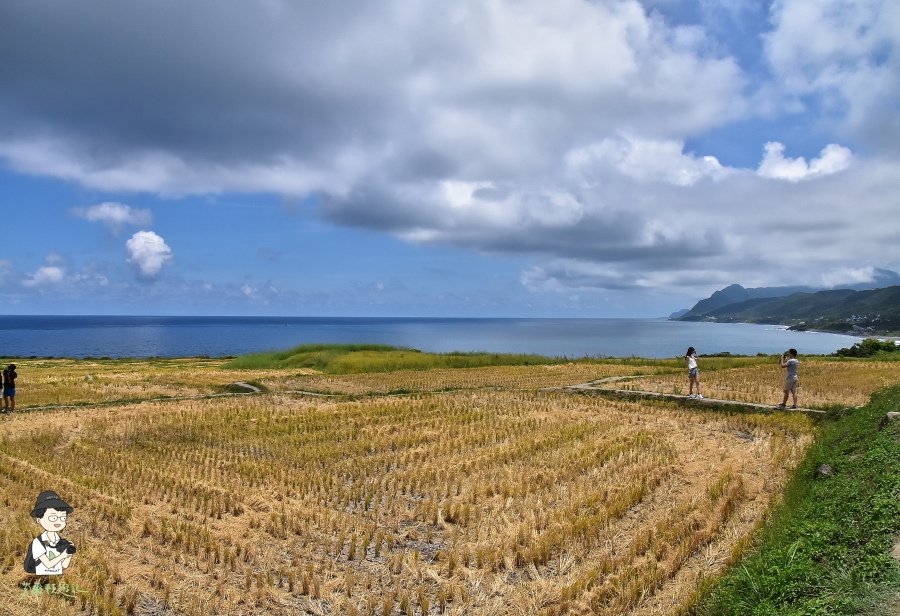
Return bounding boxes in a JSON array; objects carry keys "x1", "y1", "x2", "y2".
[
  {"x1": 616, "y1": 359, "x2": 900, "y2": 408},
  {"x1": 1, "y1": 359, "x2": 312, "y2": 408},
  {"x1": 0, "y1": 356, "x2": 896, "y2": 615},
  {"x1": 258, "y1": 362, "x2": 672, "y2": 395},
  {"x1": 7, "y1": 359, "x2": 661, "y2": 407}
]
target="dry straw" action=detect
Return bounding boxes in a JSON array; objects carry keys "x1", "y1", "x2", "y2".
[{"x1": 0, "y1": 359, "x2": 833, "y2": 614}]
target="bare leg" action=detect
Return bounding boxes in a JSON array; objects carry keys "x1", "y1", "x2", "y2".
[
  {"x1": 9, "y1": 396, "x2": 13, "y2": 412},
  {"x1": 781, "y1": 391, "x2": 789, "y2": 406}
]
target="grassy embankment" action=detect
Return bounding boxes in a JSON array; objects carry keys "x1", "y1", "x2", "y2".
[
  {"x1": 223, "y1": 343, "x2": 558, "y2": 373},
  {"x1": 694, "y1": 384, "x2": 900, "y2": 615},
  {"x1": 223, "y1": 343, "x2": 796, "y2": 373}
]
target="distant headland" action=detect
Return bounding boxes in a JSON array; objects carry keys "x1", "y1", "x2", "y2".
[{"x1": 672, "y1": 270, "x2": 900, "y2": 336}]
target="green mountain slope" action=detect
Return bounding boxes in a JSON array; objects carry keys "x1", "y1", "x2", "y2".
[
  {"x1": 680, "y1": 286, "x2": 900, "y2": 334},
  {"x1": 681, "y1": 283, "x2": 817, "y2": 319},
  {"x1": 680, "y1": 269, "x2": 900, "y2": 321}
]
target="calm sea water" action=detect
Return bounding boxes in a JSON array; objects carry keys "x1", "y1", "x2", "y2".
[{"x1": 0, "y1": 316, "x2": 862, "y2": 359}]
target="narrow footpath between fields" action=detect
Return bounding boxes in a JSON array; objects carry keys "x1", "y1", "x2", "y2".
[{"x1": 555, "y1": 376, "x2": 829, "y2": 414}]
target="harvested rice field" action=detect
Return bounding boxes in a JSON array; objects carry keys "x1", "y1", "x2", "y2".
[
  {"x1": 257, "y1": 362, "x2": 673, "y2": 396},
  {"x1": 0, "y1": 355, "x2": 895, "y2": 615},
  {"x1": 9, "y1": 359, "x2": 663, "y2": 408},
  {"x1": 616, "y1": 359, "x2": 900, "y2": 409}
]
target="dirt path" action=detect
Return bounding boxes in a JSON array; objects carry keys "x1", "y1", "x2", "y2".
[
  {"x1": 230, "y1": 381, "x2": 262, "y2": 393},
  {"x1": 557, "y1": 379, "x2": 828, "y2": 414}
]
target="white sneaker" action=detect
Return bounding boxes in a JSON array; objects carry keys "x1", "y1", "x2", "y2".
[
  {"x1": 688, "y1": 394, "x2": 696, "y2": 398},
  {"x1": 697, "y1": 394, "x2": 704, "y2": 399}
]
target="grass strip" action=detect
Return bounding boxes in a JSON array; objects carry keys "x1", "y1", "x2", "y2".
[
  {"x1": 222, "y1": 343, "x2": 797, "y2": 374},
  {"x1": 225, "y1": 343, "x2": 563, "y2": 373},
  {"x1": 694, "y1": 384, "x2": 900, "y2": 615}
]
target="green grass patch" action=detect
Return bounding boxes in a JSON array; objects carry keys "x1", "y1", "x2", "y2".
[
  {"x1": 225, "y1": 344, "x2": 850, "y2": 375},
  {"x1": 694, "y1": 385, "x2": 900, "y2": 616},
  {"x1": 224, "y1": 343, "x2": 559, "y2": 373}
]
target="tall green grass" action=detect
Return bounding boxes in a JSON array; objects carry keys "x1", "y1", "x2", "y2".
[
  {"x1": 223, "y1": 343, "x2": 559, "y2": 373},
  {"x1": 694, "y1": 384, "x2": 900, "y2": 615}
]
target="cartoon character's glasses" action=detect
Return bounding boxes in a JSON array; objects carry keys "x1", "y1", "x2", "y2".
[{"x1": 47, "y1": 515, "x2": 67, "y2": 522}]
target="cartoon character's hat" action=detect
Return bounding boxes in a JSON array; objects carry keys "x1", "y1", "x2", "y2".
[{"x1": 30, "y1": 491, "x2": 73, "y2": 517}]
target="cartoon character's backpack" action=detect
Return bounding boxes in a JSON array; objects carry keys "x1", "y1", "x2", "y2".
[
  {"x1": 23, "y1": 537, "x2": 74, "y2": 573},
  {"x1": 23, "y1": 536, "x2": 50, "y2": 574}
]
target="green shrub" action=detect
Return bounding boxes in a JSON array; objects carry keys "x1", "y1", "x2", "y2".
[{"x1": 833, "y1": 338, "x2": 900, "y2": 357}]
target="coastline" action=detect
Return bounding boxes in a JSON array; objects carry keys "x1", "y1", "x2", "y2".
[
  {"x1": 786, "y1": 324, "x2": 900, "y2": 339},
  {"x1": 1, "y1": 316, "x2": 863, "y2": 359},
  {"x1": 674, "y1": 317, "x2": 896, "y2": 340}
]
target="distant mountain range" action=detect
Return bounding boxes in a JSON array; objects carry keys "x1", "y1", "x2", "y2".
[{"x1": 674, "y1": 269, "x2": 900, "y2": 334}]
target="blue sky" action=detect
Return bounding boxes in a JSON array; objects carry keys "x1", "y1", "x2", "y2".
[{"x1": 1, "y1": 0, "x2": 898, "y2": 317}]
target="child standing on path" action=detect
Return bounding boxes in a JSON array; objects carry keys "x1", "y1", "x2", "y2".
[
  {"x1": 685, "y1": 347, "x2": 703, "y2": 399},
  {"x1": 779, "y1": 349, "x2": 800, "y2": 408}
]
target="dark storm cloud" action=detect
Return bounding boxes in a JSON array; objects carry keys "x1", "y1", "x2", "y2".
[
  {"x1": 0, "y1": 1, "x2": 395, "y2": 163},
  {"x1": 0, "y1": 0, "x2": 746, "y2": 183}
]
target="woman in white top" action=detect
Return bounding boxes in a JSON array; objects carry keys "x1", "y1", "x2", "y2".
[{"x1": 685, "y1": 347, "x2": 703, "y2": 398}]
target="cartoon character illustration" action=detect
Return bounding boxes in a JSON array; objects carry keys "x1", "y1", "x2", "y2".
[{"x1": 24, "y1": 491, "x2": 76, "y2": 575}]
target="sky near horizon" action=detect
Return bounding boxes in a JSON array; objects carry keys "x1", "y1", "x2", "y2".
[{"x1": 1, "y1": 0, "x2": 898, "y2": 317}]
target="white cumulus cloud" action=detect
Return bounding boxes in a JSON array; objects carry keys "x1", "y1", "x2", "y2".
[
  {"x1": 765, "y1": 0, "x2": 900, "y2": 152},
  {"x1": 566, "y1": 136, "x2": 728, "y2": 186},
  {"x1": 125, "y1": 231, "x2": 173, "y2": 280},
  {"x1": 72, "y1": 202, "x2": 153, "y2": 233},
  {"x1": 22, "y1": 266, "x2": 66, "y2": 288},
  {"x1": 757, "y1": 142, "x2": 852, "y2": 181}
]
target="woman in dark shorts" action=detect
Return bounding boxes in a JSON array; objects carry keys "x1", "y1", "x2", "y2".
[{"x1": 685, "y1": 347, "x2": 703, "y2": 399}]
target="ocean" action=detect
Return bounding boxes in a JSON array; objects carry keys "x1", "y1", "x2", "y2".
[{"x1": 0, "y1": 315, "x2": 862, "y2": 359}]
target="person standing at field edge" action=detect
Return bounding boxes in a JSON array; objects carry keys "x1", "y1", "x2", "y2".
[
  {"x1": 2, "y1": 363, "x2": 15, "y2": 413},
  {"x1": 685, "y1": 347, "x2": 703, "y2": 399},
  {"x1": 778, "y1": 349, "x2": 800, "y2": 409}
]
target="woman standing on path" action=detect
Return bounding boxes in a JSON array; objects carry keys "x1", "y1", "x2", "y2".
[
  {"x1": 685, "y1": 347, "x2": 703, "y2": 399},
  {"x1": 3, "y1": 364, "x2": 16, "y2": 413}
]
